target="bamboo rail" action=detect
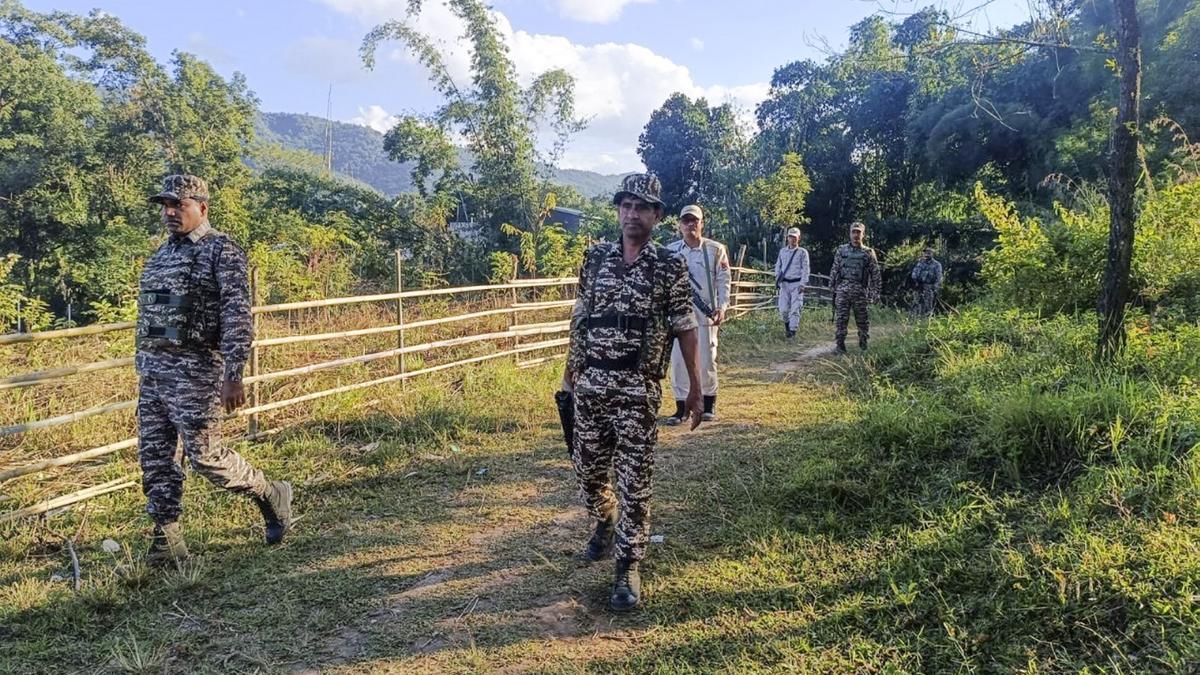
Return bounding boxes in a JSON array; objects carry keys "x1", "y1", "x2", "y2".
[
  {"x1": 0, "y1": 357, "x2": 135, "y2": 391},
  {"x1": 235, "y1": 337, "x2": 570, "y2": 417},
  {"x1": 0, "y1": 479, "x2": 137, "y2": 524},
  {"x1": 0, "y1": 438, "x2": 138, "y2": 482},
  {"x1": 252, "y1": 277, "x2": 577, "y2": 314},
  {"x1": 252, "y1": 301, "x2": 574, "y2": 348},
  {"x1": 0, "y1": 399, "x2": 136, "y2": 437},
  {"x1": 0, "y1": 321, "x2": 135, "y2": 345}
]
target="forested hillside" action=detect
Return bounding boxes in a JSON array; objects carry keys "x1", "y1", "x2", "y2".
[{"x1": 257, "y1": 112, "x2": 624, "y2": 198}]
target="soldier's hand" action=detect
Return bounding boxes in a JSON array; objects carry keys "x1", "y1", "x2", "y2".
[
  {"x1": 221, "y1": 380, "x2": 246, "y2": 413},
  {"x1": 685, "y1": 392, "x2": 704, "y2": 431},
  {"x1": 712, "y1": 309, "x2": 726, "y2": 326}
]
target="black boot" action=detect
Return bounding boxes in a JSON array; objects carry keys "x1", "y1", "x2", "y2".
[
  {"x1": 859, "y1": 335, "x2": 869, "y2": 352},
  {"x1": 664, "y1": 400, "x2": 686, "y2": 426},
  {"x1": 585, "y1": 516, "x2": 615, "y2": 561},
  {"x1": 702, "y1": 395, "x2": 717, "y2": 422},
  {"x1": 835, "y1": 338, "x2": 847, "y2": 353},
  {"x1": 610, "y1": 558, "x2": 642, "y2": 612},
  {"x1": 145, "y1": 522, "x2": 188, "y2": 567},
  {"x1": 255, "y1": 480, "x2": 293, "y2": 545}
]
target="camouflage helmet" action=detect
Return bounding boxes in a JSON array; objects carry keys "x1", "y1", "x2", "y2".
[
  {"x1": 613, "y1": 172, "x2": 664, "y2": 207},
  {"x1": 149, "y1": 174, "x2": 209, "y2": 204}
]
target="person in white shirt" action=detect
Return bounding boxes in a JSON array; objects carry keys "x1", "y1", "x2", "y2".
[
  {"x1": 664, "y1": 205, "x2": 731, "y2": 424},
  {"x1": 774, "y1": 227, "x2": 810, "y2": 339}
]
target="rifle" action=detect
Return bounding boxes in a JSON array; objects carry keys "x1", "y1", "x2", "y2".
[{"x1": 554, "y1": 390, "x2": 574, "y2": 458}]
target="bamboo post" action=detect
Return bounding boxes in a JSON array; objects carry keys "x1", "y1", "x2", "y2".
[
  {"x1": 510, "y1": 258, "x2": 520, "y2": 353},
  {"x1": 249, "y1": 267, "x2": 261, "y2": 437},
  {"x1": 396, "y1": 250, "x2": 407, "y2": 392}
]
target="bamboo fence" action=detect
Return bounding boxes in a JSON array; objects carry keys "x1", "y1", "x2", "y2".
[{"x1": 1, "y1": 258, "x2": 811, "y2": 525}]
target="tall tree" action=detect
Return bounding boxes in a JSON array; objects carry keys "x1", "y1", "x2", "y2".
[
  {"x1": 359, "y1": 0, "x2": 583, "y2": 239},
  {"x1": 638, "y1": 93, "x2": 745, "y2": 215},
  {"x1": 1097, "y1": 0, "x2": 1142, "y2": 359}
]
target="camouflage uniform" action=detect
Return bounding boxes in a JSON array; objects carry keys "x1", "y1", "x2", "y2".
[
  {"x1": 566, "y1": 236, "x2": 695, "y2": 562},
  {"x1": 136, "y1": 175, "x2": 272, "y2": 526},
  {"x1": 830, "y1": 234, "x2": 882, "y2": 350},
  {"x1": 910, "y1": 257, "x2": 943, "y2": 317}
]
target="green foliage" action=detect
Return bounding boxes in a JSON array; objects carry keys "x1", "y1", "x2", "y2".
[
  {"x1": 978, "y1": 177, "x2": 1200, "y2": 317},
  {"x1": 499, "y1": 193, "x2": 587, "y2": 278},
  {"x1": 360, "y1": 0, "x2": 584, "y2": 239},
  {"x1": 742, "y1": 152, "x2": 812, "y2": 228}
]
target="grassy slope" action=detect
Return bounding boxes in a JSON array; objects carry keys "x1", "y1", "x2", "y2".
[{"x1": 1, "y1": 309, "x2": 1196, "y2": 673}]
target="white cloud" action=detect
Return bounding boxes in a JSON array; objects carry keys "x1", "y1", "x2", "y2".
[
  {"x1": 549, "y1": 0, "x2": 655, "y2": 24},
  {"x1": 690, "y1": 37, "x2": 704, "y2": 52},
  {"x1": 351, "y1": 105, "x2": 399, "y2": 133},
  {"x1": 320, "y1": 0, "x2": 768, "y2": 172}
]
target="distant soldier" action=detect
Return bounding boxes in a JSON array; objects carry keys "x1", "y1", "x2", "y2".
[
  {"x1": 563, "y1": 173, "x2": 705, "y2": 612},
  {"x1": 774, "y1": 227, "x2": 810, "y2": 339},
  {"x1": 664, "y1": 204, "x2": 730, "y2": 424},
  {"x1": 137, "y1": 174, "x2": 292, "y2": 566},
  {"x1": 910, "y1": 247, "x2": 943, "y2": 318},
  {"x1": 830, "y1": 222, "x2": 882, "y2": 352}
]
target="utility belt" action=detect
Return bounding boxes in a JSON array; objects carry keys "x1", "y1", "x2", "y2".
[
  {"x1": 778, "y1": 276, "x2": 805, "y2": 284},
  {"x1": 136, "y1": 289, "x2": 217, "y2": 349},
  {"x1": 582, "y1": 312, "x2": 653, "y2": 373},
  {"x1": 583, "y1": 313, "x2": 648, "y2": 332}
]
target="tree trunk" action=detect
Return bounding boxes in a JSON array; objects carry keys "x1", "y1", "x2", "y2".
[{"x1": 1097, "y1": 0, "x2": 1142, "y2": 360}]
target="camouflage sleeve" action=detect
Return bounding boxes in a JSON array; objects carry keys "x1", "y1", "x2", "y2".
[
  {"x1": 935, "y1": 260, "x2": 944, "y2": 288},
  {"x1": 216, "y1": 239, "x2": 253, "y2": 382},
  {"x1": 868, "y1": 249, "x2": 882, "y2": 299},
  {"x1": 566, "y1": 247, "x2": 594, "y2": 373},
  {"x1": 829, "y1": 246, "x2": 842, "y2": 288},
  {"x1": 666, "y1": 255, "x2": 698, "y2": 334}
]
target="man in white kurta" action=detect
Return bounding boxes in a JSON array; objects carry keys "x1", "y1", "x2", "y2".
[
  {"x1": 774, "y1": 227, "x2": 810, "y2": 339},
  {"x1": 664, "y1": 205, "x2": 731, "y2": 424}
]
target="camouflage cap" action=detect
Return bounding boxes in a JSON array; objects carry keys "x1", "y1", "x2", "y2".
[
  {"x1": 149, "y1": 174, "x2": 209, "y2": 204},
  {"x1": 612, "y1": 173, "x2": 664, "y2": 207},
  {"x1": 849, "y1": 221, "x2": 866, "y2": 232}
]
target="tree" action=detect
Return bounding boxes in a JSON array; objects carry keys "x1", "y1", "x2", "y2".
[
  {"x1": 637, "y1": 93, "x2": 745, "y2": 215},
  {"x1": 1097, "y1": 0, "x2": 1141, "y2": 359},
  {"x1": 743, "y1": 153, "x2": 812, "y2": 231},
  {"x1": 359, "y1": 0, "x2": 584, "y2": 239}
]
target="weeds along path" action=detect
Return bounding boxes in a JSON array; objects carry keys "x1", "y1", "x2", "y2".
[{"x1": 0, "y1": 312, "x2": 880, "y2": 673}]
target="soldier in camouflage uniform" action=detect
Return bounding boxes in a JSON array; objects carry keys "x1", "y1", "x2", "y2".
[
  {"x1": 910, "y1": 247, "x2": 943, "y2": 318},
  {"x1": 137, "y1": 174, "x2": 292, "y2": 566},
  {"x1": 830, "y1": 222, "x2": 882, "y2": 353},
  {"x1": 563, "y1": 173, "x2": 705, "y2": 612}
]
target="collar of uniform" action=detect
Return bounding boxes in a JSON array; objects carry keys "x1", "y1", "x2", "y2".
[
  {"x1": 677, "y1": 237, "x2": 706, "y2": 251},
  {"x1": 611, "y1": 236, "x2": 656, "y2": 262},
  {"x1": 185, "y1": 220, "x2": 212, "y2": 244}
]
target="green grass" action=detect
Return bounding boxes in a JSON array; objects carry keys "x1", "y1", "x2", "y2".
[{"x1": 1, "y1": 306, "x2": 1196, "y2": 673}]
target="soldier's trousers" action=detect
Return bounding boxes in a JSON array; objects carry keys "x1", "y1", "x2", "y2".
[
  {"x1": 834, "y1": 284, "x2": 870, "y2": 343},
  {"x1": 913, "y1": 285, "x2": 936, "y2": 317},
  {"x1": 777, "y1": 282, "x2": 805, "y2": 332},
  {"x1": 138, "y1": 374, "x2": 270, "y2": 525},
  {"x1": 669, "y1": 316, "x2": 718, "y2": 399},
  {"x1": 571, "y1": 384, "x2": 659, "y2": 562}
]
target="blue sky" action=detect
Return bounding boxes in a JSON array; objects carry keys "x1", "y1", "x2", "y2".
[{"x1": 27, "y1": 0, "x2": 1035, "y2": 172}]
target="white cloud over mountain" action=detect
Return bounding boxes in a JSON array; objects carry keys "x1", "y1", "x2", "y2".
[{"x1": 319, "y1": 0, "x2": 767, "y2": 172}]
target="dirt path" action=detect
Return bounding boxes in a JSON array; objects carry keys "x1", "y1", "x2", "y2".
[{"x1": 277, "y1": 331, "x2": 851, "y2": 673}]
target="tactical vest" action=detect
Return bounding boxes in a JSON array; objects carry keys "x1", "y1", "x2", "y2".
[
  {"x1": 580, "y1": 243, "x2": 676, "y2": 379},
  {"x1": 136, "y1": 231, "x2": 223, "y2": 350},
  {"x1": 837, "y1": 245, "x2": 871, "y2": 285},
  {"x1": 915, "y1": 262, "x2": 938, "y2": 285}
]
